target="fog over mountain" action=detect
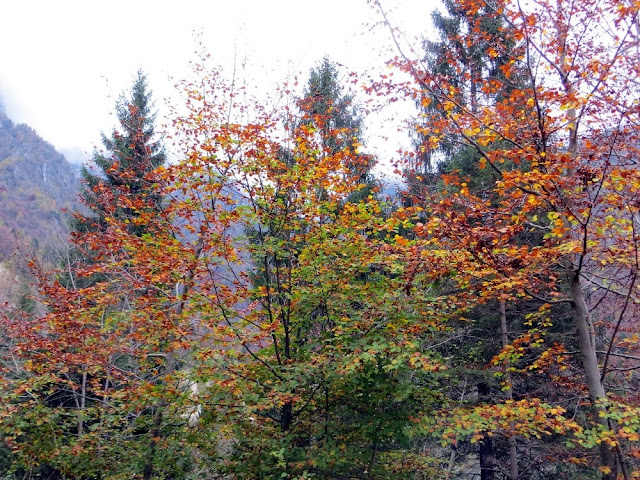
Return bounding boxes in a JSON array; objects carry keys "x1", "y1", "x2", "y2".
[{"x1": 59, "y1": 146, "x2": 90, "y2": 166}]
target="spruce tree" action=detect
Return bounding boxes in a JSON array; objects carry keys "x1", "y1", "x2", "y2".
[
  {"x1": 64, "y1": 70, "x2": 165, "y2": 289},
  {"x1": 410, "y1": 0, "x2": 518, "y2": 193},
  {"x1": 298, "y1": 58, "x2": 376, "y2": 203},
  {"x1": 74, "y1": 70, "x2": 165, "y2": 236}
]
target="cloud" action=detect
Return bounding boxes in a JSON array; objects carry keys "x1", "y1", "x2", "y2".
[{"x1": 59, "y1": 146, "x2": 89, "y2": 166}]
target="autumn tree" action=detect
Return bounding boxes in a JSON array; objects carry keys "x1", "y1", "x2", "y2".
[
  {"x1": 376, "y1": 0, "x2": 640, "y2": 477},
  {"x1": 160, "y1": 61, "x2": 445, "y2": 478},
  {"x1": 0, "y1": 72, "x2": 193, "y2": 479},
  {"x1": 409, "y1": 3, "x2": 536, "y2": 477}
]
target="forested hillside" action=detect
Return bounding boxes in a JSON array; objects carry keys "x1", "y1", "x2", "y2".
[
  {"x1": 0, "y1": 109, "x2": 79, "y2": 309},
  {"x1": 0, "y1": 109, "x2": 78, "y2": 260},
  {"x1": 0, "y1": 0, "x2": 639, "y2": 479}
]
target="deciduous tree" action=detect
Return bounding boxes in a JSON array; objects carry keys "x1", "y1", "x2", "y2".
[
  {"x1": 376, "y1": 0, "x2": 640, "y2": 476},
  {"x1": 1, "y1": 59, "x2": 448, "y2": 479}
]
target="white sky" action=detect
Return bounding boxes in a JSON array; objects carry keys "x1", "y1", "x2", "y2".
[{"x1": 0, "y1": 0, "x2": 436, "y2": 165}]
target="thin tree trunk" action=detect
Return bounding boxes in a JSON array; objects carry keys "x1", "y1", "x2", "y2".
[
  {"x1": 445, "y1": 446, "x2": 457, "y2": 480},
  {"x1": 143, "y1": 351, "x2": 176, "y2": 480},
  {"x1": 479, "y1": 434, "x2": 494, "y2": 480},
  {"x1": 570, "y1": 274, "x2": 617, "y2": 479},
  {"x1": 367, "y1": 435, "x2": 379, "y2": 479},
  {"x1": 469, "y1": 61, "x2": 480, "y2": 114},
  {"x1": 143, "y1": 405, "x2": 162, "y2": 480},
  {"x1": 477, "y1": 382, "x2": 494, "y2": 480},
  {"x1": 79, "y1": 369, "x2": 87, "y2": 437},
  {"x1": 281, "y1": 401, "x2": 293, "y2": 432},
  {"x1": 500, "y1": 301, "x2": 519, "y2": 480}
]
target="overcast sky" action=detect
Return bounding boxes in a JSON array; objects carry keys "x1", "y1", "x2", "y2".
[{"x1": 0, "y1": 0, "x2": 435, "y2": 165}]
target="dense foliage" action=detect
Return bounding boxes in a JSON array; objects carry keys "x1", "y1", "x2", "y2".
[{"x1": 1, "y1": 0, "x2": 639, "y2": 478}]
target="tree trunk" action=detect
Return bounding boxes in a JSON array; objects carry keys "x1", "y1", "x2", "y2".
[
  {"x1": 143, "y1": 351, "x2": 176, "y2": 480},
  {"x1": 477, "y1": 382, "x2": 495, "y2": 480},
  {"x1": 143, "y1": 406, "x2": 162, "y2": 480},
  {"x1": 281, "y1": 401, "x2": 293, "y2": 432},
  {"x1": 479, "y1": 435, "x2": 494, "y2": 480},
  {"x1": 570, "y1": 274, "x2": 617, "y2": 479},
  {"x1": 500, "y1": 301, "x2": 519, "y2": 480}
]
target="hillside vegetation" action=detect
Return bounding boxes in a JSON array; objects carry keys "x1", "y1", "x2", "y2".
[{"x1": 0, "y1": 110, "x2": 78, "y2": 260}]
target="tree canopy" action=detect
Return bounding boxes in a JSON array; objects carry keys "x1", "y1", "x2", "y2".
[{"x1": 1, "y1": 1, "x2": 640, "y2": 478}]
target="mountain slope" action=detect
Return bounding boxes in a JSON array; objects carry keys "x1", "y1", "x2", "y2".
[{"x1": 0, "y1": 110, "x2": 79, "y2": 261}]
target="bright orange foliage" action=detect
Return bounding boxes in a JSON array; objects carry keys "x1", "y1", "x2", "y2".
[{"x1": 374, "y1": 0, "x2": 640, "y2": 477}]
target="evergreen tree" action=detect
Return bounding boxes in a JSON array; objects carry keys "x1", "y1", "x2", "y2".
[
  {"x1": 409, "y1": 0, "x2": 519, "y2": 194},
  {"x1": 298, "y1": 58, "x2": 376, "y2": 203},
  {"x1": 74, "y1": 70, "x2": 165, "y2": 236},
  {"x1": 62, "y1": 71, "x2": 165, "y2": 291}
]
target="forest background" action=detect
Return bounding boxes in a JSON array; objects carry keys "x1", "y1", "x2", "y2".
[{"x1": 1, "y1": 0, "x2": 639, "y2": 479}]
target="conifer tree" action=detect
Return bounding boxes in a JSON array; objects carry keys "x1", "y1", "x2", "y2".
[
  {"x1": 410, "y1": 0, "x2": 519, "y2": 194},
  {"x1": 74, "y1": 70, "x2": 165, "y2": 236},
  {"x1": 298, "y1": 58, "x2": 376, "y2": 203}
]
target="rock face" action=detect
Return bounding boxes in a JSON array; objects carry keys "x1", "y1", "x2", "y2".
[{"x1": 0, "y1": 110, "x2": 79, "y2": 261}]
